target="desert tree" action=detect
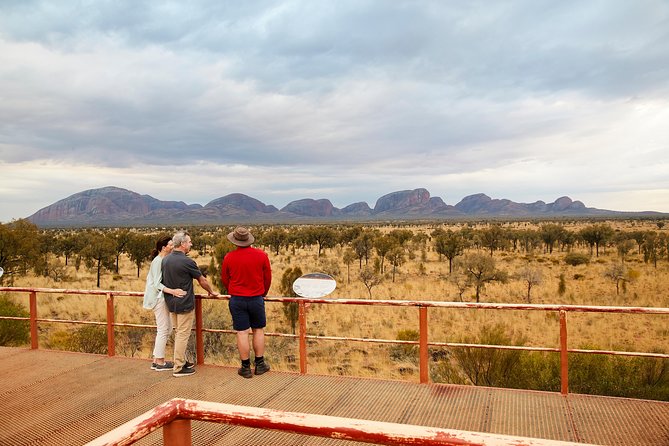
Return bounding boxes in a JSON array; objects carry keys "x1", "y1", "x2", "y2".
[
  {"x1": 434, "y1": 230, "x2": 467, "y2": 273},
  {"x1": 449, "y1": 271, "x2": 469, "y2": 302},
  {"x1": 352, "y1": 230, "x2": 377, "y2": 267},
  {"x1": 539, "y1": 223, "x2": 566, "y2": 254},
  {"x1": 386, "y1": 246, "x2": 405, "y2": 282},
  {"x1": 518, "y1": 229, "x2": 541, "y2": 253},
  {"x1": 629, "y1": 230, "x2": 646, "y2": 255},
  {"x1": 579, "y1": 224, "x2": 614, "y2": 257},
  {"x1": 279, "y1": 266, "x2": 303, "y2": 334},
  {"x1": 304, "y1": 226, "x2": 338, "y2": 257},
  {"x1": 80, "y1": 231, "x2": 117, "y2": 287},
  {"x1": 55, "y1": 232, "x2": 81, "y2": 266},
  {"x1": 112, "y1": 229, "x2": 132, "y2": 274},
  {"x1": 604, "y1": 263, "x2": 627, "y2": 295},
  {"x1": 614, "y1": 234, "x2": 636, "y2": 264},
  {"x1": 387, "y1": 229, "x2": 414, "y2": 247},
  {"x1": 125, "y1": 233, "x2": 155, "y2": 277},
  {"x1": 374, "y1": 234, "x2": 397, "y2": 274},
  {"x1": 517, "y1": 266, "x2": 543, "y2": 303},
  {"x1": 0, "y1": 219, "x2": 41, "y2": 285},
  {"x1": 342, "y1": 248, "x2": 356, "y2": 284},
  {"x1": 457, "y1": 252, "x2": 508, "y2": 303},
  {"x1": 338, "y1": 225, "x2": 363, "y2": 247},
  {"x1": 359, "y1": 266, "x2": 383, "y2": 299},
  {"x1": 262, "y1": 227, "x2": 288, "y2": 255},
  {"x1": 642, "y1": 231, "x2": 660, "y2": 268},
  {"x1": 478, "y1": 224, "x2": 507, "y2": 256},
  {"x1": 33, "y1": 230, "x2": 56, "y2": 278}
]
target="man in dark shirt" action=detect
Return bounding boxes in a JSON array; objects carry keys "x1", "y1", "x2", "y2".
[
  {"x1": 221, "y1": 227, "x2": 272, "y2": 378},
  {"x1": 162, "y1": 231, "x2": 217, "y2": 377}
]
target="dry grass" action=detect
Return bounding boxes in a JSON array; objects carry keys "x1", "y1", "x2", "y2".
[{"x1": 4, "y1": 220, "x2": 668, "y2": 381}]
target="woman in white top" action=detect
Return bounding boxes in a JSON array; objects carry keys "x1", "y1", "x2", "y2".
[{"x1": 142, "y1": 236, "x2": 185, "y2": 371}]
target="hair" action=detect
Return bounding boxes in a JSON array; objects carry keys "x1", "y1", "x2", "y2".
[
  {"x1": 151, "y1": 236, "x2": 172, "y2": 260},
  {"x1": 172, "y1": 231, "x2": 190, "y2": 249}
]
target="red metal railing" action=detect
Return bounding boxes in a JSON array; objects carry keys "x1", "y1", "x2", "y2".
[
  {"x1": 1, "y1": 286, "x2": 668, "y2": 395},
  {"x1": 85, "y1": 398, "x2": 593, "y2": 446}
]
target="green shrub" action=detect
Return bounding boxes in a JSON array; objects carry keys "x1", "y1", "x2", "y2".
[
  {"x1": 564, "y1": 253, "x2": 590, "y2": 266},
  {"x1": 390, "y1": 329, "x2": 419, "y2": 362},
  {"x1": 569, "y1": 353, "x2": 669, "y2": 401},
  {"x1": 0, "y1": 295, "x2": 30, "y2": 346},
  {"x1": 47, "y1": 325, "x2": 107, "y2": 354}
]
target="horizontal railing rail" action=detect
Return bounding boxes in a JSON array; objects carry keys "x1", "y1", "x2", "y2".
[
  {"x1": 85, "y1": 398, "x2": 593, "y2": 446},
  {"x1": 1, "y1": 286, "x2": 668, "y2": 395}
]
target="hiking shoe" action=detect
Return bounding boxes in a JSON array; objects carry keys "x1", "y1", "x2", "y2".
[
  {"x1": 255, "y1": 361, "x2": 270, "y2": 376},
  {"x1": 238, "y1": 366, "x2": 253, "y2": 379},
  {"x1": 173, "y1": 366, "x2": 195, "y2": 378},
  {"x1": 151, "y1": 361, "x2": 174, "y2": 371}
]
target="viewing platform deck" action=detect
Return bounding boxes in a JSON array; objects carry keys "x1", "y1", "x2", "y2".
[{"x1": 2, "y1": 347, "x2": 668, "y2": 445}]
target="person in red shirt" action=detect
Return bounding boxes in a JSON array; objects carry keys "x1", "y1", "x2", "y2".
[{"x1": 222, "y1": 227, "x2": 272, "y2": 378}]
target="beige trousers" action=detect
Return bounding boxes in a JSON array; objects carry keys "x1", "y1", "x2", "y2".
[{"x1": 170, "y1": 310, "x2": 194, "y2": 371}]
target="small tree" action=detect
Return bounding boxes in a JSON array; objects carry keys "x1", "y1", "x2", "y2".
[
  {"x1": 434, "y1": 231, "x2": 466, "y2": 273},
  {"x1": 517, "y1": 266, "x2": 543, "y2": 303},
  {"x1": 280, "y1": 267, "x2": 303, "y2": 334},
  {"x1": 605, "y1": 264, "x2": 627, "y2": 295},
  {"x1": 558, "y1": 273, "x2": 567, "y2": 297},
  {"x1": 579, "y1": 224, "x2": 614, "y2": 257},
  {"x1": 386, "y1": 246, "x2": 405, "y2": 282},
  {"x1": 359, "y1": 266, "x2": 383, "y2": 299},
  {"x1": 125, "y1": 233, "x2": 155, "y2": 277},
  {"x1": 80, "y1": 231, "x2": 116, "y2": 288},
  {"x1": 342, "y1": 249, "x2": 356, "y2": 284},
  {"x1": 458, "y1": 252, "x2": 508, "y2": 303}
]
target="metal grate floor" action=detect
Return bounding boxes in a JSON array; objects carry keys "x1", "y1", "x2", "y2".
[{"x1": 1, "y1": 347, "x2": 667, "y2": 445}]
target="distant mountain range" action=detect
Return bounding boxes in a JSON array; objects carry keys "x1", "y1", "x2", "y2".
[{"x1": 26, "y1": 186, "x2": 664, "y2": 227}]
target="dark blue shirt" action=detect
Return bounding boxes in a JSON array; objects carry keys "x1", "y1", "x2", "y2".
[{"x1": 161, "y1": 251, "x2": 201, "y2": 313}]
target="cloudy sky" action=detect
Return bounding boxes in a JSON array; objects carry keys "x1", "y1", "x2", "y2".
[{"x1": 1, "y1": 1, "x2": 668, "y2": 222}]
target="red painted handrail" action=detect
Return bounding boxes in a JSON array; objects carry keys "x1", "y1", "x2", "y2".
[
  {"x1": 1, "y1": 286, "x2": 668, "y2": 395},
  {"x1": 86, "y1": 398, "x2": 594, "y2": 446}
]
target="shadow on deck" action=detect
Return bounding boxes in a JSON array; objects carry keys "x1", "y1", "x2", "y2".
[{"x1": 2, "y1": 347, "x2": 667, "y2": 445}]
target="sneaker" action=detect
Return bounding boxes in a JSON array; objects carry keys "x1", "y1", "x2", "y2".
[
  {"x1": 255, "y1": 361, "x2": 270, "y2": 376},
  {"x1": 184, "y1": 361, "x2": 195, "y2": 369},
  {"x1": 173, "y1": 366, "x2": 195, "y2": 378},
  {"x1": 151, "y1": 361, "x2": 174, "y2": 371},
  {"x1": 238, "y1": 366, "x2": 253, "y2": 379}
]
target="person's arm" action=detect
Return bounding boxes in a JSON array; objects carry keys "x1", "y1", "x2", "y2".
[
  {"x1": 163, "y1": 285, "x2": 186, "y2": 297},
  {"x1": 196, "y1": 275, "x2": 217, "y2": 296},
  {"x1": 146, "y1": 259, "x2": 164, "y2": 293},
  {"x1": 262, "y1": 253, "x2": 272, "y2": 296},
  {"x1": 221, "y1": 256, "x2": 230, "y2": 290}
]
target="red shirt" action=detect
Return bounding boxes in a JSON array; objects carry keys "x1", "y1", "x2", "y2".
[{"x1": 221, "y1": 246, "x2": 272, "y2": 297}]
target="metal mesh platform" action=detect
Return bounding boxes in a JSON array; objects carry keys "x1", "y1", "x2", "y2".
[{"x1": 1, "y1": 347, "x2": 667, "y2": 445}]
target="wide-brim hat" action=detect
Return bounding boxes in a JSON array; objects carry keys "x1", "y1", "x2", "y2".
[{"x1": 227, "y1": 226, "x2": 254, "y2": 247}]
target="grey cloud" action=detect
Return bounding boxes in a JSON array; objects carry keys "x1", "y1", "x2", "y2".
[{"x1": 1, "y1": 1, "x2": 668, "y2": 176}]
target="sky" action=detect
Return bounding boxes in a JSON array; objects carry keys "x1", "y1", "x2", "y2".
[{"x1": 1, "y1": 1, "x2": 668, "y2": 223}]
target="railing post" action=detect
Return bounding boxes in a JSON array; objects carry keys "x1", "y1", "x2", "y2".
[
  {"x1": 195, "y1": 297, "x2": 204, "y2": 365},
  {"x1": 163, "y1": 418, "x2": 192, "y2": 445},
  {"x1": 29, "y1": 291, "x2": 38, "y2": 350},
  {"x1": 419, "y1": 306, "x2": 429, "y2": 384},
  {"x1": 106, "y1": 293, "x2": 115, "y2": 357},
  {"x1": 560, "y1": 310, "x2": 568, "y2": 395},
  {"x1": 299, "y1": 300, "x2": 307, "y2": 375}
]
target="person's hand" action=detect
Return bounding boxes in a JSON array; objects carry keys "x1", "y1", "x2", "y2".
[
  {"x1": 208, "y1": 291, "x2": 219, "y2": 297},
  {"x1": 173, "y1": 289, "x2": 186, "y2": 298}
]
